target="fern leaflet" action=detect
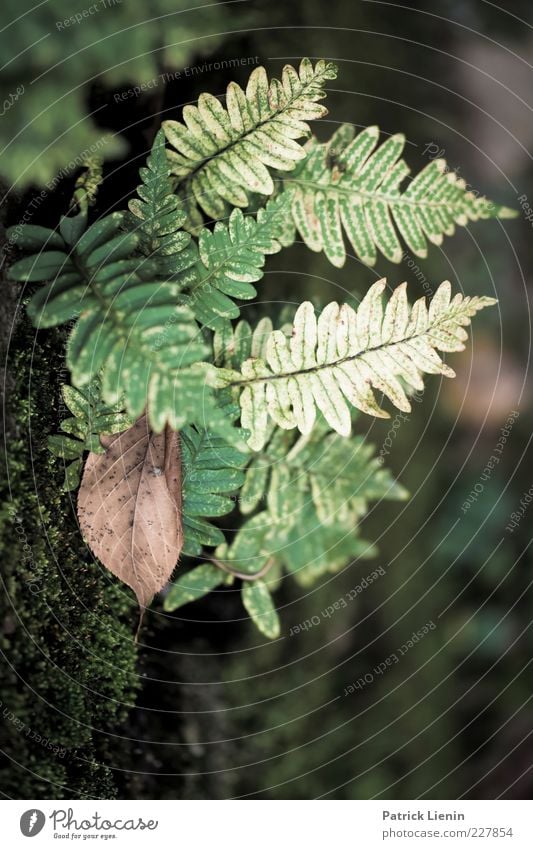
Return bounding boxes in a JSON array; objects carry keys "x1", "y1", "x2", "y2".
[
  {"x1": 164, "y1": 563, "x2": 233, "y2": 613},
  {"x1": 241, "y1": 580, "x2": 280, "y2": 638}
]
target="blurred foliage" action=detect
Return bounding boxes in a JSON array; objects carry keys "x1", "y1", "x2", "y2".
[{"x1": 1, "y1": 0, "x2": 228, "y2": 186}]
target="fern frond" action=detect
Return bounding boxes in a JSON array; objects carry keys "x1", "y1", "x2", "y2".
[
  {"x1": 284, "y1": 124, "x2": 517, "y2": 268},
  {"x1": 241, "y1": 422, "x2": 407, "y2": 524},
  {"x1": 128, "y1": 129, "x2": 197, "y2": 279},
  {"x1": 163, "y1": 58, "x2": 337, "y2": 228},
  {"x1": 211, "y1": 506, "x2": 375, "y2": 593},
  {"x1": 198, "y1": 411, "x2": 404, "y2": 594},
  {"x1": 48, "y1": 378, "x2": 134, "y2": 491},
  {"x1": 164, "y1": 412, "x2": 406, "y2": 632},
  {"x1": 280, "y1": 506, "x2": 378, "y2": 587},
  {"x1": 180, "y1": 425, "x2": 246, "y2": 556},
  {"x1": 187, "y1": 196, "x2": 289, "y2": 330},
  {"x1": 220, "y1": 279, "x2": 496, "y2": 449},
  {"x1": 239, "y1": 423, "x2": 405, "y2": 587},
  {"x1": 7, "y1": 214, "x2": 237, "y2": 441},
  {"x1": 128, "y1": 135, "x2": 288, "y2": 330}
]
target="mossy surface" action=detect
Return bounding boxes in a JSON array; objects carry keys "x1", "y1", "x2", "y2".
[{"x1": 0, "y1": 279, "x2": 138, "y2": 799}]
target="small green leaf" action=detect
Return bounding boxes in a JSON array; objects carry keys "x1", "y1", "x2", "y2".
[
  {"x1": 85, "y1": 434, "x2": 106, "y2": 453},
  {"x1": 76, "y1": 212, "x2": 124, "y2": 255},
  {"x1": 47, "y1": 434, "x2": 83, "y2": 460},
  {"x1": 242, "y1": 580, "x2": 280, "y2": 639},
  {"x1": 57, "y1": 416, "x2": 86, "y2": 439},
  {"x1": 227, "y1": 514, "x2": 271, "y2": 574},
  {"x1": 6, "y1": 225, "x2": 64, "y2": 251},
  {"x1": 63, "y1": 459, "x2": 82, "y2": 492},
  {"x1": 60, "y1": 211, "x2": 87, "y2": 246},
  {"x1": 91, "y1": 412, "x2": 134, "y2": 433},
  {"x1": 62, "y1": 385, "x2": 91, "y2": 419},
  {"x1": 86, "y1": 232, "x2": 139, "y2": 267},
  {"x1": 164, "y1": 563, "x2": 227, "y2": 611},
  {"x1": 8, "y1": 251, "x2": 70, "y2": 282}
]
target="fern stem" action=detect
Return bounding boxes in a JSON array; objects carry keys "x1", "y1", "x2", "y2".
[{"x1": 207, "y1": 554, "x2": 275, "y2": 582}]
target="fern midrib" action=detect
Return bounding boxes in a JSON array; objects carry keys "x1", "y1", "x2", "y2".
[
  {"x1": 231, "y1": 307, "x2": 466, "y2": 388},
  {"x1": 284, "y1": 176, "x2": 486, "y2": 213},
  {"x1": 174, "y1": 68, "x2": 329, "y2": 183}
]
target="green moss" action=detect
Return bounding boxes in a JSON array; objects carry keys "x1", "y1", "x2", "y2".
[{"x1": 0, "y1": 298, "x2": 138, "y2": 799}]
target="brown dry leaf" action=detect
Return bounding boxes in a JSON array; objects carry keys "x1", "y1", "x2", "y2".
[{"x1": 77, "y1": 415, "x2": 183, "y2": 607}]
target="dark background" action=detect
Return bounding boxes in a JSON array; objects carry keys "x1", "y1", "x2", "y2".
[{"x1": 1, "y1": 0, "x2": 532, "y2": 799}]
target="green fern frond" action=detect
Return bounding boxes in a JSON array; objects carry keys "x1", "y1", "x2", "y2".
[
  {"x1": 163, "y1": 415, "x2": 406, "y2": 633},
  {"x1": 187, "y1": 196, "x2": 289, "y2": 330},
  {"x1": 211, "y1": 505, "x2": 375, "y2": 595},
  {"x1": 180, "y1": 425, "x2": 246, "y2": 556},
  {"x1": 48, "y1": 378, "x2": 134, "y2": 491},
  {"x1": 128, "y1": 129, "x2": 197, "y2": 279},
  {"x1": 221, "y1": 278, "x2": 496, "y2": 449},
  {"x1": 284, "y1": 123, "x2": 517, "y2": 268},
  {"x1": 241, "y1": 422, "x2": 407, "y2": 524},
  {"x1": 163, "y1": 58, "x2": 337, "y2": 229},
  {"x1": 238, "y1": 423, "x2": 405, "y2": 589},
  {"x1": 128, "y1": 134, "x2": 288, "y2": 330},
  {"x1": 7, "y1": 214, "x2": 236, "y2": 440},
  {"x1": 198, "y1": 415, "x2": 404, "y2": 594},
  {"x1": 280, "y1": 506, "x2": 377, "y2": 587}
]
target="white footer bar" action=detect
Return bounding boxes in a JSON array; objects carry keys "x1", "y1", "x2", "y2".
[{"x1": 3, "y1": 799, "x2": 531, "y2": 847}]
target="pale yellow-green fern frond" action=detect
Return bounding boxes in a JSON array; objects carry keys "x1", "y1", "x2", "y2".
[
  {"x1": 221, "y1": 279, "x2": 496, "y2": 449},
  {"x1": 163, "y1": 58, "x2": 337, "y2": 229},
  {"x1": 284, "y1": 124, "x2": 516, "y2": 268}
]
